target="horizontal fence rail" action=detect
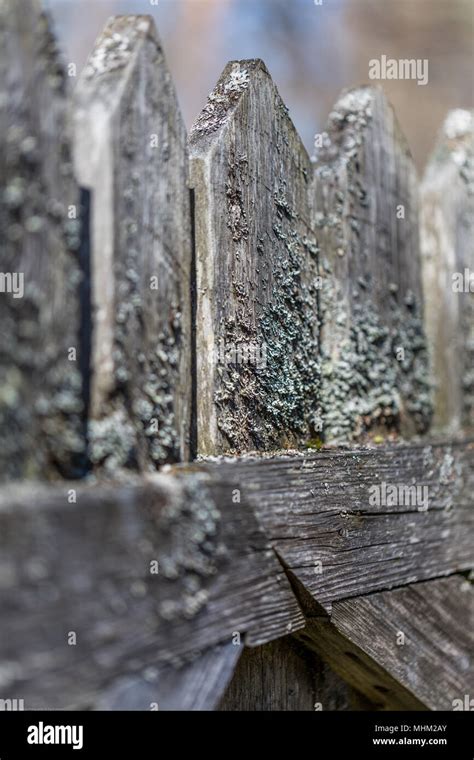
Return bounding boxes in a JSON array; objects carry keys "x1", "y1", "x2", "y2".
[{"x1": 0, "y1": 442, "x2": 472, "y2": 710}]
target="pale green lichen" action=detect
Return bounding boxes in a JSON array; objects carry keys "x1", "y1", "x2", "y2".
[
  {"x1": 314, "y1": 87, "x2": 433, "y2": 442},
  {"x1": 0, "y1": 8, "x2": 85, "y2": 480},
  {"x1": 190, "y1": 62, "x2": 250, "y2": 142},
  {"x1": 215, "y1": 167, "x2": 320, "y2": 450},
  {"x1": 146, "y1": 475, "x2": 227, "y2": 623},
  {"x1": 320, "y1": 296, "x2": 432, "y2": 441}
]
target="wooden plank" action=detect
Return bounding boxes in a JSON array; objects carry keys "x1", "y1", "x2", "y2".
[
  {"x1": 73, "y1": 15, "x2": 192, "y2": 471},
  {"x1": 0, "y1": 0, "x2": 85, "y2": 480},
  {"x1": 421, "y1": 109, "x2": 474, "y2": 435},
  {"x1": 211, "y1": 441, "x2": 474, "y2": 612},
  {"x1": 298, "y1": 619, "x2": 426, "y2": 711},
  {"x1": 299, "y1": 576, "x2": 473, "y2": 711},
  {"x1": 219, "y1": 636, "x2": 368, "y2": 711},
  {"x1": 97, "y1": 641, "x2": 242, "y2": 711},
  {"x1": 0, "y1": 441, "x2": 471, "y2": 708},
  {"x1": 190, "y1": 59, "x2": 320, "y2": 455},
  {"x1": 313, "y1": 87, "x2": 432, "y2": 443},
  {"x1": 0, "y1": 473, "x2": 303, "y2": 709}
]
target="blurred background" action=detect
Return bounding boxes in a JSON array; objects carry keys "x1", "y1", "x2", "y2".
[{"x1": 44, "y1": 0, "x2": 473, "y2": 171}]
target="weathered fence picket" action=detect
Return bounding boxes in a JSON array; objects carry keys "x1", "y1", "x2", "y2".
[
  {"x1": 190, "y1": 59, "x2": 320, "y2": 455},
  {"x1": 0, "y1": 7, "x2": 472, "y2": 713},
  {"x1": 421, "y1": 109, "x2": 474, "y2": 435},
  {"x1": 313, "y1": 86, "x2": 432, "y2": 444},
  {"x1": 74, "y1": 15, "x2": 192, "y2": 472},
  {"x1": 0, "y1": 0, "x2": 85, "y2": 480}
]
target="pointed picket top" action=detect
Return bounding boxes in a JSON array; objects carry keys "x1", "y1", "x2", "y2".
[
  {"x1": 0, "y1": 0, "x2": 85, "y2": 480},
  {"x1": 190, "y1": 59, "x2": 321, "y2": 455},
  {"x1": 421, "y1": 109, "x2": 474, "y2": 435},
  {"x1": 74, "y1": 16, "x2": 192, "y2": 471},
  {"x1": 190, "y1": 60, "x2": 254, "y2": 148},
  {"x1": 313, "y1": 86, "x2": 432, "y2": 444}
]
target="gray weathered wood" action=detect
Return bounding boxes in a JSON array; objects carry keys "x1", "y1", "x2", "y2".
[
  {"x1": 211, "y1": 441, "x2": 474, "y2": 611},
  {"x1": 298, "y1": 619, "x2": 426, "y2": 711},
  {"x1": 421, "y1": 109, "x2": 474, "y2": 435},
  {"x1": 219, "y1": 635, "x2": 367, "y2": 711},
  {"x1": 313, "y1": 87, "x2": 432, "y2": 443},
  {"x1": 0, "y1": 472, "x2": 303, "y2": 709},
  {"x1": 0, "y1": 0, "x2": 84, "y2": 480},
  {"x1": 298, "y1": 575, "x2": 473, "y2": 710},
  {"x1": 97, "y1": 640, "x2": 242, "y2": 711},
  {"x1": 73, "y1": 15, "x2": 192, "y2": 471},
  {"x1": 0, "y1": 440, "x2": 471, "y2": 707},
  {"x1": 190, "y1": 59, "x2": 320, "y2": 455}
]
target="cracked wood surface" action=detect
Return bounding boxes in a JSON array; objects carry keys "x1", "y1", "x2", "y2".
[
  {"x1": 210, "y1": 440, "x2": 474, "y2": 612},
  {"x1": 0, "y1": 8, "x2": 472, "y2": 712}
]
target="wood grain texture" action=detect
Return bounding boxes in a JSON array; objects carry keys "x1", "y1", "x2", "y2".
[
  {"x1": 0, "y1": 0, "x2": 85, "y2": 480},
  {"x1": 0, "y1": 472, "x2": 303, "y2": 709},
  {"x1": 211, "y1": 441, "x2": 474, "y2": 611},
  {"x1": 421, "y1": 109, "x2": 474, "y2": 435},
  {"x1": 73, "y1": 15, "x2": 192, "y2": 472},
  {"x1": 297, "y1": 619, "x2": 426, "y2": 711},
  {"x1": 299, "y1": 576, "x2": 473, "y2": 711},
  {"x1": 313, "y1": 87, "x2": 432, "y2": 444},
  {"x1": 219, "y1": 636, "x2": 367, "y2": 711},
  {"x1": 190, "y1": 59, "x2": 320, "y2": 455},
  {"x1": 0, "y1": 441, "x2": 471, "y2": 708}
]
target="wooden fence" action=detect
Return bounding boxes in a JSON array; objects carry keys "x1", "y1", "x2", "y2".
[{"x1": 0, "y1": 2, "x2": 473, "y2": 711}]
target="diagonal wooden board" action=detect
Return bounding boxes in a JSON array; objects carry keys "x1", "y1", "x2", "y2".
[{"x1": 298, "y1": 575, "x2": 473, "y2": 711}]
